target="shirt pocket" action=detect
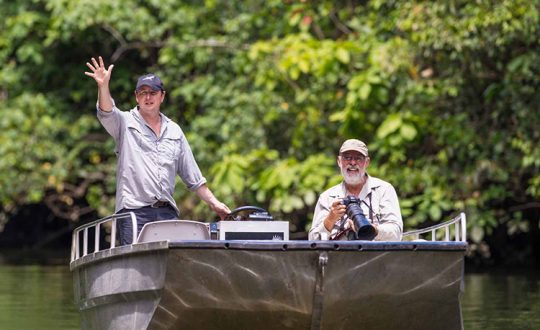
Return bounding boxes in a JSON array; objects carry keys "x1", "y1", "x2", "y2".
[
  {"x1": 127, "y1": 127, "x2": 155, "y2": 153},
  {"x1": 160, "y1": 137, "x2": 180, "y2": 161}
]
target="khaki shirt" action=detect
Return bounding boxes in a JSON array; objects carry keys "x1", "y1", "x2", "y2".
[{"x1": 309, "y1": 175, "x2": 403, "y2": 241}]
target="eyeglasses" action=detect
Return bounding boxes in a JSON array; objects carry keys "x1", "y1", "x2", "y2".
[
  {"x1": 341, "y1": 155, "x2": 366, "y2": 162},
  {"x1": 136, "y1": 90, "x2": 161, "y2": 97}
]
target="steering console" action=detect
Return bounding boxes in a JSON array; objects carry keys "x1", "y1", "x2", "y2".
[{"x1": 224, "y1": 206, "x2": 273, "y2": 221}]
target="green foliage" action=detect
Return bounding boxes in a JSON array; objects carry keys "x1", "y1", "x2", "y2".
[{"x1": 1, "y1": 0, "x2": 539, "y2": 254}]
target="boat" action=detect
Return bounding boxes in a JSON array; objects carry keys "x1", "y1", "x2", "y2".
[{"x1": 70, "y1": 208, "x2": 468, "y2": 329}]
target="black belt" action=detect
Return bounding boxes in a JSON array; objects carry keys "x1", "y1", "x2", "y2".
[{"x1": 151, "y1": 200, "x2": 170, "y2": 208}]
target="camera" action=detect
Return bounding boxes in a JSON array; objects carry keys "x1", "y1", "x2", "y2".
[{"x1": 341, "y1": 196, "x2": 377, "y2": 240}]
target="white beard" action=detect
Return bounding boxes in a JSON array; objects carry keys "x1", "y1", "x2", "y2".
[{"x1": 341, "y1": 167, "x2": 364, "y2": 185}]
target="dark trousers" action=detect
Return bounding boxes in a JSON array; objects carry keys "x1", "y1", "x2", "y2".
[{"x1": 116, "y1": 205, "x2": 178, "y2": 245}]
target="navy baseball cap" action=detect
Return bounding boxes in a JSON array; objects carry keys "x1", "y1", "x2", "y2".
[{"x1": 135, "y1": 74, "x2": 164, "y2": 91}]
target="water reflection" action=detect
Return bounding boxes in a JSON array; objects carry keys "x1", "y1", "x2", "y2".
[
  {"x1": 0, "y1": 264, "x2": 80, "y2": 330},
  {"x1": 462, "y1": 271, "x2": 540, "y2": 330}
]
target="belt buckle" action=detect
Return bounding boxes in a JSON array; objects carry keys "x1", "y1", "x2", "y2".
[{"x1": 151, "y1": 201, "x2": 168, "y2": 208}]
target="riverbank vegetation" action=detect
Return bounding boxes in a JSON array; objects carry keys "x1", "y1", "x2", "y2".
[{"x1": 1, "y1": 0, "x2": 538, "y2": 266}]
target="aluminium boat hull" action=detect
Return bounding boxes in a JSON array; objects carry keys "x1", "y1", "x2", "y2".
[{"x1": 71, "y1": 240, "x2": 466, "y2": 330}]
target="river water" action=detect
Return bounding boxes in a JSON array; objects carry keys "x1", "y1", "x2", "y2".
[
  {"x1": 462, "y1": 270, "x2": 540, "y2": 329},
  {"x1": 0, "y1": 259, "x2": 538, "y2": 330}
]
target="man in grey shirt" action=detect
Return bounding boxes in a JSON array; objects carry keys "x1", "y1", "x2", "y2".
[
  {"x1": 85, "y1": 56, "x2": 230, "y2": 245},
  {"x1": 309, "y1": 139, "x2": 402, "y2": 241}
]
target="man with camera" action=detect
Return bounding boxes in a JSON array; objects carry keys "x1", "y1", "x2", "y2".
[{"x1": 309, "y1": 139, "x2": 403, "y2": 241}]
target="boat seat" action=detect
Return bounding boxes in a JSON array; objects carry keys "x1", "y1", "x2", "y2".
[{"x1": 137, "y1": 220, "x2": 210, "y2": 243}]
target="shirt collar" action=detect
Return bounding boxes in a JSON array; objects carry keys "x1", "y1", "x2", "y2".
[
  {"x1": 131, "y1": 107, "x2": 172, "y2": 135},
  {"x1": 133, "y1": 106, "x2": 169, "y2": 121}
]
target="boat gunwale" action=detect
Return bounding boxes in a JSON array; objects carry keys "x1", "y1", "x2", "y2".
[
  {"x1": 69, "y1": 240, "x2": 169, "y2": 271},
  {"x1": 70, "y1": 239, "x2": 467, "y2": 271},
  {"x1": 168, "y1": 240, "x2": 468, "y2": 251}
]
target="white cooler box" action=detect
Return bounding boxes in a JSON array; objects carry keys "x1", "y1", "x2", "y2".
[{"x1": 215, "y1": 221, "x2": 289, "y2": 240}]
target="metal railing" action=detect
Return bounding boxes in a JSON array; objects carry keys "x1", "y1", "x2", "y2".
[
  {"x1": 70, "y1": 212, "x2": 137, "y2": 263},
  {"x1": 71, "y1": 212, "x2": 467, "y2": 263},
  {"x1": 402, "y1": 212, "x2": 467, "y2": 242}
]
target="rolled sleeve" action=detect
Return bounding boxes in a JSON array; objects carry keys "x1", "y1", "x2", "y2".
[{"x1": 177, "y1": 136, "x2": 207, "y2": 191}]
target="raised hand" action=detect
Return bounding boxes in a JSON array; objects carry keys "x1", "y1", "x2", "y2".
[{"x1": 84, "y1": 56, "x2": 114, "y2": 87}]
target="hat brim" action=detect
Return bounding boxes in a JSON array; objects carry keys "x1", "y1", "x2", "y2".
[
  {"x1": 136, "y1": 84, "x2": 163, "y2": 92},
  {"x1": 339, "y1": 148, "x2": 368, "y2": 156}
]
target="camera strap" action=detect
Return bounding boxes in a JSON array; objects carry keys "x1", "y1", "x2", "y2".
[
  {"x1": 362, "y1": 193, "x2": 380, "y2": 224},
  {"x1": 368, "y1": 194, "x2": 373, "y2": 222}
]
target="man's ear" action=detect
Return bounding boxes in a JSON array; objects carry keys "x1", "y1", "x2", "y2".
[{"x1": 336, "y1": 156, "x2": 342, "y2": 168}]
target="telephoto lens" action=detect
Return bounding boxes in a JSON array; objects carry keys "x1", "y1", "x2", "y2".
[{"x1": 342, "y1": 197, "x2": 377, "y2": 240}]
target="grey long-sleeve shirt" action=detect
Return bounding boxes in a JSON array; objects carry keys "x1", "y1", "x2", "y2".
[
  {"x1": 97, "y1": 103, "x2": 206, "y2": 215},
  {"x1": 309, "y1": 176, "x2": 403, "y2": 241}
]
